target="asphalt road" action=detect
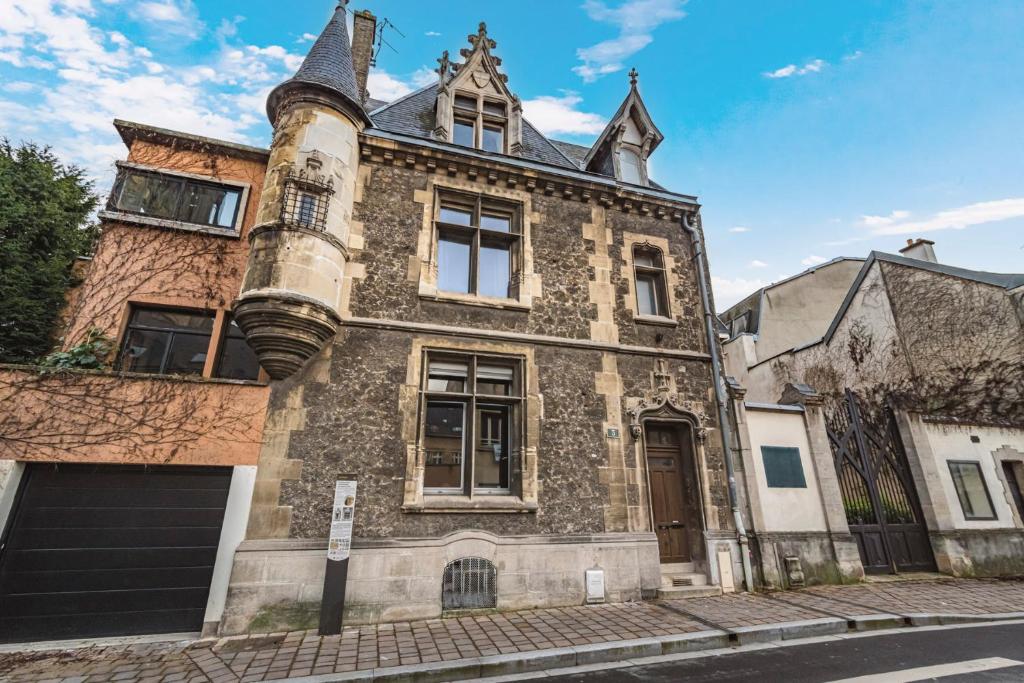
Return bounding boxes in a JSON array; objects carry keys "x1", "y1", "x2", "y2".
[{"x1": 544, "y1": 623, "x2": 1024, "y2": 682}]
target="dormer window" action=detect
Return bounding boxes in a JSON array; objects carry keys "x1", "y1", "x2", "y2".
[{"x1": 452, "y1": 92, "x2": 506, "y2": 153}]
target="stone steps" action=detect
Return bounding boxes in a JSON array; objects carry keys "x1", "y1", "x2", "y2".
[{"x1": 656, "y1": 584, "x2": 723, "y2": 599}]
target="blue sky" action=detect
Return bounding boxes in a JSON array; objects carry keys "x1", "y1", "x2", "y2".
[{"x1": 2, "y1": 0, "x2": 1022, "y2": 308}]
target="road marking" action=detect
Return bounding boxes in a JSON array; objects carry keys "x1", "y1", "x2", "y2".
[{"x1": 828, "y1": 657, "x2": 1024, "y2": 682}]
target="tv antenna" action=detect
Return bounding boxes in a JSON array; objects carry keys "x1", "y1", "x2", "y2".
[{"x1": 371, "y1": 17, "x2": 404, "y2": 67}]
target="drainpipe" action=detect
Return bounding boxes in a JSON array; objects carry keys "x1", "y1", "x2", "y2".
[{"x1": 681, "y1": 211, "x2": 754, "y2": 592}]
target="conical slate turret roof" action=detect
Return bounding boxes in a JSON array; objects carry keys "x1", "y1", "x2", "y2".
[{"x1": 266, "y1": 2, "x2": 370, "y2": 125}]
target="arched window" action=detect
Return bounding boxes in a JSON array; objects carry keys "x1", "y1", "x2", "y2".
[
  {"x1": 633, "y1": 246, "x2": 670, "y2": 318},
  {"x1": 442, "y1": 557, "x2": 497, "y2": 610},
  {"x1": 618, "y1": 147, "x2": 643, "y2": 185}
]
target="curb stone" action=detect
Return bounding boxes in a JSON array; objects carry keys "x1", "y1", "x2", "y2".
[
  {"x1": 850, "y1": 615, "x2": 906, "y2": 631},
  {"x1": 572, "y1": 637, "x2": 662, "y2": 665},
  {"x1": 778, "y1": 617, "x2": 848, "y2": 640},
  {"x1": 477, "y1": 648, "x2": 576, "y2": 676}
]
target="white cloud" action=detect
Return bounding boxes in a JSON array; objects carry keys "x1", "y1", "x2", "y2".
[
  {"x1": 3, "y1": 80, "x2": 36, "y2": 93},
  {"x1": 134, "y1": 1, "x2": 203, "y2": 40},
  {"x1": 712, "y1": 275, "x2": 767, "y2": 309},
  {"x1": 574, "y1": 0, "x2": 686, "y2": 82},
  {"x1": 411, "y1": 66, "x2": 438, "y2": 89},
  {"x1": 801, "y1": 255, "x2": 829, "y2": 266},
  {"x1": 749, "y1": 260, "x2": 768, "y2": 268},
  {"x1": 764, "y1": 59, "x2": 826, "y2": 79},
  {"x1": 366, "y1": 68, "x2": 415, "y2": 101},
  {"x1": 728, "y1": 226, "x2": 750, "y2": 233},
  {"x1": 860, "y1": 199, "x2": 1024, "y2": 236},
  {"x1": 843, "y1": 50, "x2": 863, "y2": 61},
  {"x1": 859, "y1": 209, "x2": 910, "y2": 228},
  {"x1": 297, "y1": 32, "x2": 318, "y2": 43},
  {"x1": 522, "y1": 92, "x2": 607, "y2": 137},
  {"x1": 425, "y1": 31, "x2": 441, "y2": 37}
]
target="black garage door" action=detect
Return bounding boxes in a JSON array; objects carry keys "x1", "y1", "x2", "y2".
[{"x1": 0, "y1": 463, "x2": 232, "y2": 643}]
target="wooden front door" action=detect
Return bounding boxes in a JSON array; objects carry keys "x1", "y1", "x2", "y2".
[{"x1": 645, "y1": 423, "x2": 702, "y2": 564}]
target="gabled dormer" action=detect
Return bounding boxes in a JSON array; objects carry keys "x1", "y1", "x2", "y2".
[
  {"x1": 585, "y1": 69, "x2": 664, "y2": 187},
  {"x1": 434, "y1": 22, "x2": 524, "y2": 156}
]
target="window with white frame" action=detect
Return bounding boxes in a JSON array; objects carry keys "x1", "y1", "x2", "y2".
[
  {"x1": 421, "y1": 352, "x2": 523, "y2": 495},
  {"x1": 633, "y1": 245, "x2": 670, "y2": 318}
]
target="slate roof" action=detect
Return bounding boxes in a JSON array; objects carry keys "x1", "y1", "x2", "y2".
[
  {"x1": 367, "y1": 85, "x2": 583, "y2": 171},
  {"x1": 549, "y1": 140, "x2": 589, "y2": 169},
  {"x1": 267, "y1": 4, "x2": 368, "y2": 124}
]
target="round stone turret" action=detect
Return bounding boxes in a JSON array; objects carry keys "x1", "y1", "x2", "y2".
[{"x1": 234, "y1": 2, "x2": 370, "y2": 379}]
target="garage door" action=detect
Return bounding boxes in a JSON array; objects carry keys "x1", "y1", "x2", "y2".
[{"x1": 0, "y1": 463, "x2": 232, "y2": 643}]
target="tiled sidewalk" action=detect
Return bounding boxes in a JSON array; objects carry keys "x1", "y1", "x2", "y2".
[{"x1": 1, "y1": 579, "x2": 1022, "y2": 683}]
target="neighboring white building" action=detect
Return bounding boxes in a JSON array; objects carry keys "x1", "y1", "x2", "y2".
[{"x1": 720, "y1": 240, "x2": 1024, "y2": 583}]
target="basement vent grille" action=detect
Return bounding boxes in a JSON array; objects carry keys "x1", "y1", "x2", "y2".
[
  {"x1": 672, "y1": 577, "x2": 694, "y2": 587},
  {"x1": 442, "y1": 557, "x2": 497, "y2": 610}
]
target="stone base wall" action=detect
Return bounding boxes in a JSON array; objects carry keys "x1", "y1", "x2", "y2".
[
  {"x1": 219, "y1": 530, "x2": 660, "y2": 635},
  {"x1": 931, "y1": 529, "x2": 1024, "y2": 578},
  {"x1": 753, "y1": 532, "x2": 864, "y2": 589}
]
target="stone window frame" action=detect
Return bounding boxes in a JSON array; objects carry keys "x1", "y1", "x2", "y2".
[
  {"x1": 452, "y1": 91, "x2": 508, "y2": 154},
  {"x1": 415, "y1": 177, "x2": 539, "y2": 311},
  {"x1": 620, "y1": 232, "x2": 680, "y2": 326},
  {"x1": 400, "y1": 337, "x2": 540, "y2": 514},
  {"x1": 992, "y1": 446, "x2": 1024, "y2": 528},
  {"x1": 99, "y1": 161, "x2": 250, "y2": 239}
]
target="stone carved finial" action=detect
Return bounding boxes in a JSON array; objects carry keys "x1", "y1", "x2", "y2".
[
  {"x1": 336, "y1": 0, "x2": 349, "y2": 8},
  {"x1": 468, "y1": 21, "x2": 497, "y2": 50},
  {"x1": 436, "y1": 50, "x2": 451, "y2": 84},
  {"x1": 629, "y1": 67, "x2": 639, "y2": 86},
  {"x1": 654, "y1": 359, "x2": 673, "y2": 395}
]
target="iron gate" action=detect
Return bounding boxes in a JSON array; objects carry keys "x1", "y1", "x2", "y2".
[
  {"x1": 442, "y1": 557, "x2": 496, "y2": 610},
  {"x1": 825, "y1": 390, "x2": 935, "y2": 574}
]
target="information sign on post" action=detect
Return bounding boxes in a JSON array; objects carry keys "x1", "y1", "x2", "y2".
[{"x1": 319, "y1": 479, "x2": 356, "y2": 635}]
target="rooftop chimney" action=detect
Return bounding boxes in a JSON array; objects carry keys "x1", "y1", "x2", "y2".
[
  {"x1": 899, "y1": 238, "x2": 937, "y2": 263},
  {"x1": 351, "y1": 9, "x2": 376, "y2": 105}
]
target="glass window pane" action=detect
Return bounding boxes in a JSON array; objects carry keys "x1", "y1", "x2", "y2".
[
  {"x1": 454, "y1": 95, "x2": 476, "y2": 111},
  {"x1": 438, "y1": 234, "x2": 471, "y2": 294},
  {"x1": 949, "y1": 462, "x2": 995, "y2": 519},
  {"x1": 439, "y1": 205, "x2": 473, "y2": 226},
  {"x1": 115, "y1": 171, "x2": 181, "y2": 219},
  {"x1": 424, "y1": 402, "x2": 465, "y2": 490},
  {"x1": 132, "y1": 309, "x2": 215, "y2": 332},
  {"x1": 478, "y1": 242, "x2": 510, "y2": 298},
  {"x1": 454, "y1": 120, "x2": 475, "y2": 147},
  {"x1": 120, "y1": 328, "x2": 170, "y2": 374},
  {"x1": 634, "y1": 250, "x2": 659, "y2": 268},
  {"x1": 215, "y1": 320, "x2": 261, "y2": 381},
  {"x1": 482, "y1": 100, "x2": 505, "y2": 116},
  {"x1": 180, "y1": 182, "x2": 240, "y2": 228},
  {"x1": 163, "y1": 332, "x2": 210, "y2": 376},
  {"x1": 482, "y1": 125, "x2": 503, "y2": 153},
  {"x1": 295, "y1": 193, "x2": 317, "y2": 227},
  {"x1": 428, "y1": 360, "x2": 468, "y2": 392},
  {"x1": 480, "y1": 213, "x2": 511, "y2": 233},
  {"x1": 475, "y1": 405, "x2": 510, "y2": 489},
  {"x1": 636, "y1": 275, "x2": 658, "y2": 316}
]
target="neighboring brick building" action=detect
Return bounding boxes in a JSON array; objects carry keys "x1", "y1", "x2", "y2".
[{"x1": 0, "y1": 3, "x2": 745, "y2": 641}]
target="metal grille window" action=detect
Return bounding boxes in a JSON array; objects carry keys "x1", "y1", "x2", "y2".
[
  {"x1": 421, "y1": 351, "x2": 523, "y2": 495},
  {"x1": 435, "y1": 191, "x2": 521, "y2": 299},
  {"x1": 109, "y1": 168, "x2": 242, "y2": 230},
  {"x1": 633, "y1": 245, "x2": 670, "y2": 317},
  {"x1": 442, "y1": 557, "x2": 497, "y2": 610},
  {"x1": 281, "y1": 166, "x2": 334, "y2": 231}
]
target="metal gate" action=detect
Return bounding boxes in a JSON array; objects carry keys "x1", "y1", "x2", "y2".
[
  {"x1": 825, "y1": 390, "x2": 935, "y2": 574},
  {"x1": 442, "y1": 557, "x2": 496, "y2": 610}
]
